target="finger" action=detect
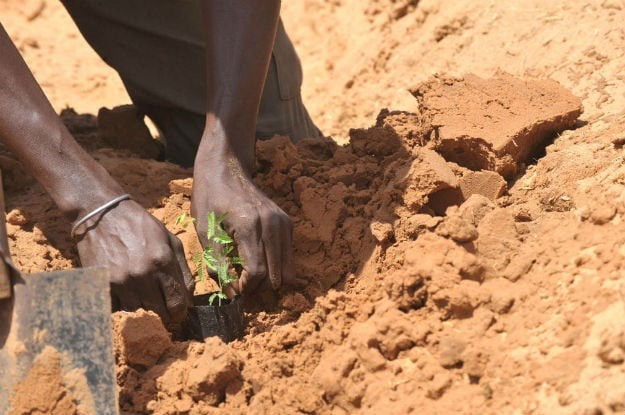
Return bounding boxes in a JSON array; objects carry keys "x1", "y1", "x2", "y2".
[
  {"x1": 168, "y1": 233, "x2": 195, "y2": 303},
  {"x1": 235, "y1": 220, "x2": 267, "y2": 294},
  {"x1": 110, "y1": 282, "x2": 141, "y2": 312},
  {"x1": 280, "y1": 217, "x2": 298, "y2": 288},
  {"x1": 223, "y1": 283, "x2": 238, "y2": 299},
  {"x1": 138, "y1": 279, "x2": 170, "y2": 324},
  {"x1": 193, "y1": 210, "x2": 216, "y2": 248},
  {"x1": 158, "y1": 269, "x2": 189, "y2": 324},
  {"x1": 157, "y1": 239, "x2": 194, "y2": 324},
  {"x1": 229, "y1": 278, "x2": 241, "y2": 295},
  {"x1": 238, "y1": 268, "x2": 265, "y2": 294},
  {"x1": 261, "y1": 214, "x2": 284, "y2": 290}
]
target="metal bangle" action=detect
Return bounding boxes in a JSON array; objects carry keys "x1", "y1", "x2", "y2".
[{"x1": 70, "y1": 194, "x2": 131, "y2": 239}]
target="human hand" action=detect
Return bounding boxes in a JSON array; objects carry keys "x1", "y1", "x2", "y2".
[
  {"x1": 74, "y1": 199, "x2": 194, "y2": 324},
  {"x1": 192, "y1": 155, "x2": 296, "y2": 295}
]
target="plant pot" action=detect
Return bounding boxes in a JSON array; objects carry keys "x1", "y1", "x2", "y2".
[{"x1": 183, "y1": 294, "x2": 245, "y2": 343}]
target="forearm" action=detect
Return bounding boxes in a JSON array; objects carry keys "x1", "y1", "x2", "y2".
[
  {"x1": 0, "y1": 24, "x2": 124, "y2": 221},
  {"x1": 195, "y1": 0, "x2": 281, "y2": 174}
]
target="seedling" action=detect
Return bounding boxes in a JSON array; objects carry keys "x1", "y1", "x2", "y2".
[{"x1": 176, "y1": 211, "x2": 243, "y2": 306}]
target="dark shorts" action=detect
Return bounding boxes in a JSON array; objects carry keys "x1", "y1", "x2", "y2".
[{"x1": 60, "y1": 0, "x2": 321, "y2": 166}]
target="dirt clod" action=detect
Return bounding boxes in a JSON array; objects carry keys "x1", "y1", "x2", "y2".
[
  {"x1": 3, "y1": 1, "x2": 624, "y2": 413},
  {"x1": 413, "y1": 73, "x2": 583, "y2": 178},
  {"x1": 9, "y1": 347, "x2": 83, "y2": 415},
  {"x1": 112, "y1": 309, "x2": 172, "y2": 368},
  {"x1": 97, "y1": 105, "x2": 163, "y2": 160}
]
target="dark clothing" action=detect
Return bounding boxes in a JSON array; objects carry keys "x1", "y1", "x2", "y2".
[{"x1": 60, "y1": 0, "x2": 320, "y2": 166}]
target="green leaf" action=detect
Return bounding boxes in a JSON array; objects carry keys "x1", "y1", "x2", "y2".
[
  {"x1": 197, "y1": 264, "x2": 206, "y2": 281},
  {"x1": 217, "y1": 212, "x2": 228, "y2": 224},
  {"x1": 175, "y1": 213, "x2": 195, "y2": 228},
  {"x1": 203, "y1": 250, "x2": 217, "y2": 265},
  {"x1": 188, "y1": 211, "x2": 241, "y2": 296},
  {"x1": 222, "y1": 275, "x2": 238, "y2": 285},
  {"x1": 214, "y1": 234, "x2": 233, "y2": 244},
  {"x1": 208, "y1": 292, "x2": 219, "y2": 305},
  {"x1": 217, "y1": 264, "x2": 228, "y2": 285},
  {"x1": 206, "y1": 211, "x2": 216, "y2": 240}
]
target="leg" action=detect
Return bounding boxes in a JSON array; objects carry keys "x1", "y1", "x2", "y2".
[
  {"x1": 258, "y1": 21, "x2": 322, "y2": 141},
  {"x1": 61, "y1": 0, "x2": 321, "y2": 167}
]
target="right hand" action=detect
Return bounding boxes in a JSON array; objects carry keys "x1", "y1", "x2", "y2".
[
  {"x1": 192, "y1": 153, "x2": 297, "y2": 296},
  {"x1": 74, "y1": 199, "x2": 194, "y2": 324}
]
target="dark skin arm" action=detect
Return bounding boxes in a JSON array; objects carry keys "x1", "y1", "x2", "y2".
[
  {"x1": 0, "y1": 23, "x2": 194, "y2": 324},
  {"x1": 0, "y1": 0, "x2": 296, "y2": 321},
  {"x1": 193, "y1": 0, "x2": 297, "y2": 294}
]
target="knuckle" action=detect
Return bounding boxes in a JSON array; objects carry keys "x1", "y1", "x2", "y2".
[
  {"x1": 151, "y1": 247, "x2": 174, "y2": 268},
  {"x1": 246, "y1": 262, "x2": 267, "y2": 280},
  {"x1": 260, "y1": 209, "x2": 282, "y2": 227},
  {"x1": 170, "y1": 235, "x2": 184, "y2": 250},
  {"x1": 128, "y1": 262, "x2": 156, "y2": 279},
  {"x1": 167, "y1": 294, "x2": 185, "y2": 310},
  {"x1": 128, "y1": 246, "x2": 173, "y2": 277},
  {"x1": 167, "y1": 299, "x2": 187, "y2": 322},
  {"x1": 260, "y1": 210, "x2": 289, "y2": 234},
  {"x1": 184, "y1": 276, "x2": 196, "y2": 293},
  {"x1": 109, "y1": 266, "x2": 137, "y2": 287},
  {"x1": 259, "y1": 209, "x2": 274, "y2": 224},
  {"x1": 282, "y1": 214, "x2": 293, "y2": 231},
  {"x1": 109, "y1": 271, "x2": 129, "y2": 286},
  {"x1": 236, "y1": 216, "x2": 260, "y2": 239}
]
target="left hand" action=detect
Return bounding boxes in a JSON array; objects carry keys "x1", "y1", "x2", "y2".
[{"x1": 75, "y1": 199, "x2": 195, "y2": 324}]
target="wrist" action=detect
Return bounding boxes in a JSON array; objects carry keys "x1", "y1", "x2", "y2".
[
  {"x1": 195, "y1": 114, "x2": 255, "y2": 175},
  {"x1": 60, "y1": 182, "x2": 129, "y2": 225},
  {"x1": 70, "y1": 194, "x2": 132, "y2": 238},
  {"x1": 34, "y1": 129, "x2": 128, "y2": 222}
]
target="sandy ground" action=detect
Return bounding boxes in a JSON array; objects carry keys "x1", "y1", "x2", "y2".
[{"x1": 2, "y1": 0, "x2": 625, "y2": 414}]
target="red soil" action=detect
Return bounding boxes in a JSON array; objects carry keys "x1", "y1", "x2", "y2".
[{"x1": 2, "y1": 0, "x2": 625, "y2": 414}]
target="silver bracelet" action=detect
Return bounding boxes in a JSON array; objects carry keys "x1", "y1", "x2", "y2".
[{"x1": 71, "y1": 194, "x2": 131, "y2": 239}]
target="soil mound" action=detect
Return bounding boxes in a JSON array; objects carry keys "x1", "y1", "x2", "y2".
[
  {"x1": 413, "y1": 73, "x2": 583, "y2": 178},
  {"x1": 2, "y1": 0, "x2": 625, "y2": 414},
  {"x1": 103, "y1": 72, "x2": 591, "y2": 414},
  {"x1": 9, "y1": 346, "x2": 93, "y2": 415}
]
